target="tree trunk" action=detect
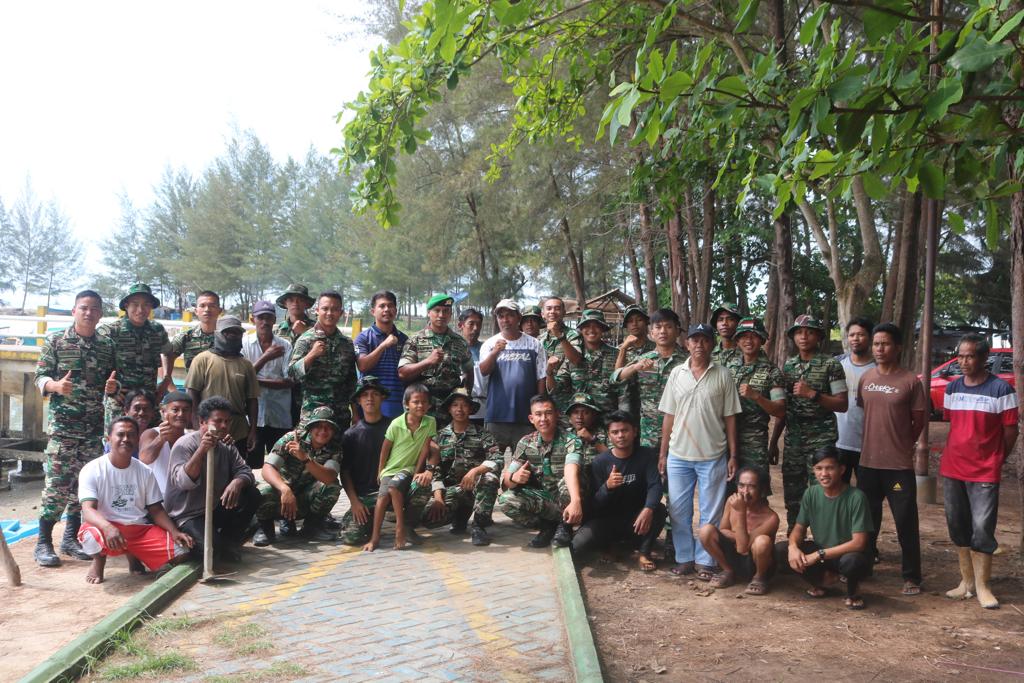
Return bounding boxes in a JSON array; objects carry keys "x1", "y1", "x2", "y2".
[
  {"x1": 466, "y1": 192, "x2": 495, "y2": 305},
  {"x1": 639, "y1": 201, "x2": 658, "y2": 312},
  {"x1": 683, "y1": 191, "x2": 700, "y2": 321},
  {"x1": 1009, "y1": 156, "x2": 1024, "y2": 557},
  {"x1": 625, "y1": 228, "x2": 645, "y2": 310},
  {"x1": 697, "y1": 186, "x2": 716, "y2": 323},
  {"x1": 766, "y1": 215, "x2": 796, "y2": 367},
  {"x1": 666, "y1": 210, "x2": 688, "y2": 320},
  {"x1": 549, "y1": 166, "x2": 586, "y2": 303}
]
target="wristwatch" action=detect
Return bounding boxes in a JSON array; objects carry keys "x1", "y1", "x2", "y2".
[{"x1": 817, "y1": 548, "x2": 827, "y2": 563}]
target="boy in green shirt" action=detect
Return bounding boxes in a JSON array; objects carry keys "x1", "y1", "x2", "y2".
[{"x1": 363, "y1": 384, "x2": 437, "y2": 551}]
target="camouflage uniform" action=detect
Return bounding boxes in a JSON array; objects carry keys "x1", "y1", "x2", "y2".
[
  {"x1": 554, "y1": 343, "x2": 620, "y2": 417},
  {"x1": 35, "y1": 327, "x2": 118, "y2": 521},
  {"x1": 730, "y1": 358, "x2": 786, "y2": 476},
  {"x1": 711, "y1": 340, "x2": 741, "y2": 367},
  {"x1": 169, "y1": 325, "x2": 215, "y2": 371},
  {"x1": 620, "y1": 337, "x2": 657, "y2": 416},
  {"x1": 537, "y1": 328, "x2": 582, "y2": 413},
  {"x1": 398, "y1": 328, "x2": 473, "y2": 415},
  {"x1": 288, "y1": 327, "x2": 358, "y2": 430},
  {"x1": 97, "y1": 318, "x2": 170, "y2": 432},
  {"x1": 339, "y1": 492, "x2": 379, "y2": 545},
  {"x1": 781, "y1": 352, "x2": 847, "y2": 527},
  {"x1": 256, "y1": 430, "x2": 342, "y2": 522},
  {"x1": 611, "y1": 349, "x2": 688, "y2": 450},
  {"x1": 498, "y1": 428, "x2": 583, "y2": 529},
  {"x1": 276, "y1": 314, "x2": 317, "y2": 345}
]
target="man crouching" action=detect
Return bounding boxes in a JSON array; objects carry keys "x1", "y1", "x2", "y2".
[{"x1": 78, "y1": 417, "x2": 193, "y2": 583}]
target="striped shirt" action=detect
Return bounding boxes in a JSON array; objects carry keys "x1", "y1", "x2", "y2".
[
  {"x1": 354, "y1": 324, "x2": 409, "y2": 419},
  {"x1": 941, "y1": 374, "x2": 1018, "y2": 482}
]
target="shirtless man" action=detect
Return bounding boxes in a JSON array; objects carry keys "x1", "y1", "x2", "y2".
[{"x1": 698, "y1": 466, "x2": 780, "y2": 594}]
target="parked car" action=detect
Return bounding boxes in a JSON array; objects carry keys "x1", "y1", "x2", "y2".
[{"x1": 926, "y1": 348, "x2": 1014, "y2": 419}]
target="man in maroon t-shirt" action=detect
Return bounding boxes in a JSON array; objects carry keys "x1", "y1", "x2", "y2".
[
  {"x1": 941, "y1": 333, "x2": 1018, "y2": 610},
  {"x1": 856, "y1": 323, "x2": 927, "y2": 595}
]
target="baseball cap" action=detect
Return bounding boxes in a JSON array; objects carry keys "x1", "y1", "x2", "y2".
[
  {"x1": 493, "y1": 299, "x2": 521, "y2": 315},
  {"x1": 216, "y1": 316, "x2": 244, "y2": 332},
  {"x1": 687, "y1": 323, "x2": 716, "y2": 339},
  {"x1": 252, "y1": 300, "x2": 276, "y2": 317}
]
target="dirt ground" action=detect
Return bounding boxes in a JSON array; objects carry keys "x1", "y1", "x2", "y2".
[{"x1": 581, "y1": 422, "x2": 1024, "y2": 682}]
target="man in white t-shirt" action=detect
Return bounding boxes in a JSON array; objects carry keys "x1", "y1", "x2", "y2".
[
  {"x1": 78, "y1": 417, "x2": 193, "y2": 584},
  {"x1": 835, "y1": 317, "x2": 875, "y2": 483},
  {"x1": 479, "y1": 299, "x2": 547, "y2": 455}
]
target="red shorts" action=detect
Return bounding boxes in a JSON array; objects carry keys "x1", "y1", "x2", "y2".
[{"x1": 78, "y1": 522, "x2": 188, "y2": 571}]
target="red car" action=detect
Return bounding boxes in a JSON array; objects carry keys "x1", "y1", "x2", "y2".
[{"x1": 927, "y1": 348, "x2": 1015, "y2": 419}]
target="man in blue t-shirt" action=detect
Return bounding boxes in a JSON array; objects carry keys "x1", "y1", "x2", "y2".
[
  {"x1": 479, "y1": 299, "x2": 547, "y2": 455},
  {"x1": 354, "y1": 290, "x2": 408, "y2": 420}
]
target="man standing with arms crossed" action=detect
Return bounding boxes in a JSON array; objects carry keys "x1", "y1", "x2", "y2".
[{"x1": 835, "y1": 317, "x2": 875, "y2": 483}]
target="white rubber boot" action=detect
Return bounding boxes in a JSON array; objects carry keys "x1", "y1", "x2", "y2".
[
  {"x1": 945, "y1": 547, "x2": 974, "y2": 600},
  {"x1": 970, "y1": 550, "x2": 999, "y2": 609}
]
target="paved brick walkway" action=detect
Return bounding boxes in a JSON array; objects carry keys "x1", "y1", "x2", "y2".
[{"x1": 170, "y1": 499, "x2": 573, "y2": 682}]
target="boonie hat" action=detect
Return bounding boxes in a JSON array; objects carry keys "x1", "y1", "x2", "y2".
[
  {"x1": 353, "y1": 375, "x2": 390, "y2": 400},
  {"x1": 493, "y1": 299, "x2": 521, "y2": 315},
  {"x1": 440, "y1": 387, "x2": 480, "y2": 414},
  {"x1": 426, "y1": 293, "x2": 455, "y2": 310},
  {"x1": 252, "y1": 300, "x2": 276, "y2": 318},
  {"x1": 735, "y1": 317, "x2": 768, "y2": 341},
  {"x1": 120, "y1": 283, "x2": 160, "y2": 311},
  {"x1": 216, "y1": 316, "x2": 244, "y2": 332},
  {"x1": 786, "y1": 314, "x2": 826, "y2": 338},
  {"x1": 303, "y1": 406, "x2": 340, "y2": 433},
  {"x1": 711, "y1": 302, "x2": 742, "y2": 324},
  {"x1": 622, "y1": 305, "x2": 649, "y2": 323},
  {"x1": 578, "y1": 309, "x2": 610, "y2": 330},
  {"x1": 687, "y1": 323, "x2": 716, "y2": 340},
  {"x1": 275, "y1": 284, "x2": 315, "y2": 309},
  {"x1": 568, "y1": 392, "x2": 600, "y2": 413},
  {"x1": 521, "y1": 305, "x2": 544, "y2": 322}
]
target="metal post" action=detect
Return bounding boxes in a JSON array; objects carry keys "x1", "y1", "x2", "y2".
[{"x1": 203, "y1": 445, "x2": 215, "y2": 580}]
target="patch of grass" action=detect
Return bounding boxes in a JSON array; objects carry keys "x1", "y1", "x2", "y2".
[
  {"x1": 232, "y1": 640, "x2": 274, "y2": 656},
  {"x1": 142, "y1": 615, "x2": 201, "y2": 637},
  {"x1": 266, "y1": 662, "x2": 308, "y2": 678},
  {"x1": 212, "y1": 622, "x2": 273, "y2": 655},
  {"x1": 101, "y1": 652, "x2": 196, "y2": 680},
  {"x1": 203, "y1": 661, "x2": 309, "y2": 683},
  {"x1": 108, "y1": 626, "x2": 149, "y2": 658}
]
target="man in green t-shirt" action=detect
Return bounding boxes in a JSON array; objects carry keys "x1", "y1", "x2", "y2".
[{"x1": 782, "y1": 445, "x2": 872, "y2": 610}]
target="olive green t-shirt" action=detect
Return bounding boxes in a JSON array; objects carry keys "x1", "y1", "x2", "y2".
[
  {"x1": 185, "y1": 351, "x2": 260, "y2": 442},
  {"x1": 796, "y1": 484, "x2": 871, "y2": 549}
]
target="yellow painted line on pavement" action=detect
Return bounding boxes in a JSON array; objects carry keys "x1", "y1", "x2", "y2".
[{"x1": 236, "y1": 545, "x2": 361, "y2": 612}]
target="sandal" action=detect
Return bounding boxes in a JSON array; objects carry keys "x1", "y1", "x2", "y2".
[
  {"x1": 745, "y1": 579, "x2": 768, "y2": 596},
  {"x1": 845, "y1": 595, "x2": 866, "y2": 610},
  {"x1": 709, "y1": 570, "x2": 735, "y2": 588},
  {"x1": 670, "y1": 562, "x2": 695, "y2": 576},
  {"x1": 695, "y1": 565, "x2": 716, "y2": 582},
  {"x1": 638, "y1": 555, "x2": 657, "y2": 572},
  {"x1": 805, "y1": 586, "x2": 827, "y2": 598},
  {"x1": 902, "y1": 581, "x2": 921, "y2": 596}
]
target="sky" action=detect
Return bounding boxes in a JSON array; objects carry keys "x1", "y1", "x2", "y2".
[{"x1": 0, "y1": 1, "x2": 378, "y2": 307}]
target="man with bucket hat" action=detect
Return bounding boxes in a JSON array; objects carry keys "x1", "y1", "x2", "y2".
[
  {"x1": 253, "y1": 406, "x2": 343, "y2": 545},
  {"x1": 398, "y1": 293, "x2": 474, "y2": 418},
  {"x1": 549, "y1": 309, "x2": 620, "y2": 417},
  {"x1": 275, "y1": 284, "x2": 317, "y2": 344},
  {"x1": 98, "y1": 283, "x2": 172, "y2": 433},
  {"x1": 710, "y1": 302, "x2": 743, "y2": 367},
  {"x1": 729, "y1": 317, "x2": 786, "y2": 486},
  {"x1": 339, "y1": 376, "x2": 392, "y2": 546},
  {"x1": 768, "y1": 314, "x2": 848, "y2": 530}
]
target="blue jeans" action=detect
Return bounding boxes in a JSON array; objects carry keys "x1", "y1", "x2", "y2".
[{"x1": 666, "y1": 454, "x2": 728, "y2": 566}]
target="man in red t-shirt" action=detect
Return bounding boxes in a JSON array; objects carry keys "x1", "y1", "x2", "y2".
[
  {"x1": 856, "y1": 323, "x2": 927, "y2": 595},
  {"x1": 940, "y1": 333, "x2": 1018, "y2": 610}
]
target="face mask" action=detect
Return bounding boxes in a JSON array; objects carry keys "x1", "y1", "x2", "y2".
[{"x1": 212, "y1": 331, "x2": 243, "y2": 357}]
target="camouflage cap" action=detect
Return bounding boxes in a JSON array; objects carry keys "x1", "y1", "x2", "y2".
[
  {"x1": 578, "y1": 309, "x2": 610, "y2": 330},
  {"x1": 440, "y1": 387, "x2": 480, "y2": 414},
  {"x1": 786, "y1": 314, "x2": 826, "y2": 338},
  {"x1": 352, "y1": 375, "x2": 390, "y2": 400},
  {"x1": 275, "y1": 284, "x2": 315, "y2": 309},
  {"x1": 426, "y1": 293, "x2": 455, "y2": 310},
  {"x1": 521, "y1": 305, "x2": 544, "y2": 322},
  {"x1": 567, "y1": 392, "x2": 601, "y2": 413},
  {"x1": 622, "y1": 305, "x2": 649, "y2": 323},
  {"x1": 302, "y1": 406, "x2": 339, "y2": 433},
  {"x1": 119, "y1": 283, "x2": 160, "y2": 311},
  {"x1": 711, "y1": 302, "x2": 742, "y2": 324},
  {"x1": 734, "y1": 316, "x2": 768, "y2": 341}
]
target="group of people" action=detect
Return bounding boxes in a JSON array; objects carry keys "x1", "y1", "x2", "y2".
[{"x1": 31, "y1": 285, "x2": 1018, "y2": 612}]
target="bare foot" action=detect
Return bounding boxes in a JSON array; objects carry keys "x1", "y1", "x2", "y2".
[
  {"x1": 86, "y1": 557, "x2": 106, "y2": 584},
  {"x1": 638, "y1": 554, "x2": 656, "y2": 572},
  {"x1": 362, "y1": 539, "x2": 378, "y2": 552},
  {"x1": 394, "y1": 528, "x2": 407, "y2": 550}
]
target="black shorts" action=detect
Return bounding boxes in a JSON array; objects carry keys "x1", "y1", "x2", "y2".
[{"x1": 720, "y1": 534, "x2": 775, "y2": 581}]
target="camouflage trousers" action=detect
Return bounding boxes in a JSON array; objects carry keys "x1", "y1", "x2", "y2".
[
  {"x1": 41, "y1": 437, "x2": 101, "y2": 522},
  {"x1": 498, "y1": 479, "x2": 572, "y2": 529},
  {"x1": 737, "y1": 434, "x2": 773, "y2": 496},
  {"x1": 339, "y1": 493, "x2": 379, "y2": 546},
  {"x1": 410, "y1": 472, "x2": 501, "y2": 528},
  {"x1": 255, "y1": 481, "x2": 341, "y2": 522},
  {"x1": 782, "y1": 421, "x2": 836, "y2": 529}
]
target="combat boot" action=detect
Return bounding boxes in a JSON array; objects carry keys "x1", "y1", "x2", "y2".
[
  {"x1": 552, "y1": 521, "x2": 574, "y2": 548},
  {"x1": 60, "y1": 513, "x2": 92, "y2": 560},
  {"x1": 252, "y1": 519, "x2": 277, "y2": 547},
  {"x1": 300, "y1": 518, "x2": 337, "y2": 543},
  {"x1": 470, "y1": 521, "x2": 491, "y2": 547},
  {"x1": 449, "y1": 507, "x2": 472, "y2": 534},
  {"x1": 34, "y1": 518, "x2": 61, "y2": 567},
  {"x1": 529, "y1": 521, "x2": 558, "y2": 548}
]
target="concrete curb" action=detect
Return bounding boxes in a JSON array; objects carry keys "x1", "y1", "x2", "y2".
[
  {"x1": 18, "y1": 562, "x2": 200, "y2": 683},
  {"x1": 552, "y1": 547, "x2": 603, "y2": 682}
]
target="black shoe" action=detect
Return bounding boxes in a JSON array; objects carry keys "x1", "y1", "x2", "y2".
[
  {"x1": 279, "y1": 519, "x2": 297, "y2": 537},
  {"x1": 60, "y1": 513, "x2": 91, "y2": 561},
  {"x1": 301, "y1": 521, "x2": 337, "y2": 542},
  {"x1": 34, "y1": 518, "x2": 61, "y2": 568},
  {"x1": 470, "y1": 523, "x2": 491, "y2": 547},
  {"x1": 450, "y1": 507, "x2": 471, "y2": 534},
  {"x1": 405, "y1": 526, "x2": 424, "y2": 546},
  {"x1": 474, "y1": 512, "x2": 494, "y2": 528},
  {"x1": 552, "y1": 522, "x2": 574, "y2": 548},
  {"x1": 253, "y1": 520, "x2": 276, "y2": 547},
  {"x1": 322, "y1": 514, "x2": 342, "y2": 531},
  {"x1": 529, "y1": 523, "x2": 557, "y2": 548}
]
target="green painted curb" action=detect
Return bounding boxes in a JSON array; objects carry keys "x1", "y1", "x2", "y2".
[
  {"x1": 553, "y1": 547, "x2": 603, "y2": 682},
  {"x1": 18, "y1": 562, "x2": 200, "y2": 683}
]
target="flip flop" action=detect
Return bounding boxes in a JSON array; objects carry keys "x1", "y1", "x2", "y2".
[
  {"x1": 845, "y1": 595, "x2": 866, "y2": 610},
  {"x1": 745, "y1": 579, "x2": 768, "y2": 596},
  {"x1": 670, "y1": 562, "x2": 695, "y2": 576},
  {"x1": 902, "y1": 582, "x2": 922, "y2": 596},
  {"x1": 695, "y1": 566, "x2": 716, "y2": 582},
  {"x1": 710, "y1": 570, "x2": 735, "y2": 588},
  {"x1": 638, "y1": 555, "x2": 657, "y2": 572},
  {"x1": 805, "y1": 586, "x2": 827, "y2": 598}
]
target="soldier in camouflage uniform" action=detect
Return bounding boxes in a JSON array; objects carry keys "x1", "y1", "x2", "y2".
[
  {"x1": 397, "y1": 293, "x2": 473, "y2": 420},
  {"x1": 728, "y1": 318, "x2": 786, "y2": 492},
  {"x1": 253, "y1": 407, "x2": 342, "y2": 545},
  {"x1": 498, "y1": 395, "x2": 585, "y2": 548},
  {"x1": 163, "y1": 290, "x2": 221, "y2": 378},
  {"x1": 98, "y1": 283, "x2": 171, "y2": 434},
  {"x1": 566, "y1": 392, "x2": 608, "y2": 467},
  {"x1": 710, "y1": 302, "x2": 743, "y2": 366},
  {"x1": 550, "y1": 309, "x2": 620, "y2": 418},
  {"x1": 769, "y1": 315, "x2": 848, "y2": 529},
  {"x1": 275, "y1": 284, "x2": 317, "y2": 425},
  {"x1": 615, "y1": 305, "x2": 656, "y2": 416},
  {"x1": 412, "y1": 389, "x2": 502, "y2": 546},
  {"x1": 537, "y1": 296, "x2": 583, "y2": 413},
  {"x1": 34, "y1": 290, "x2": 119, "y2": 567},
  {"x1": 520, "y1": 304, "x2": 544, "y2": 338},
  {"x1": 288, "y1": 291, "x2": 358, "y2": 432}
]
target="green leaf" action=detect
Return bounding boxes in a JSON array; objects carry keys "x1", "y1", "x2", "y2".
[
  {"x1": 649, "y1": 49, "x2": 665, "y2": 82},
  {"x1": 947, "y1": 211, "x2": 965, "y2": 234},
  {"x1": 919, "y1": 163, "x2": 945, "y2": 198},
  {"x1": 735, "y1": 0, "x2": 760, "y2": 33},
  {"x1": 863, "y1": 9, "x2": 900, "y2": 43},
  {"x1": 616, "y1": 88, "x2": 641, "y2": 126},
  {"x1": 716, "y1": 75, "x2": 747, "y2": 99},
  {"x1": 985, "y1": 200, "x2": 1000, "y2": 250},
  {"x1": 808, "y1": 149, "x2": 837, "y2": 180},
  {"x1": 659, "y1": 71, "x2": 693, "y2": 103},
  {"x1": 905, "y1": 175, "x2": 919, "y2": 193},
  {"x1": 829, "y1": 74, "x2": 865, "y2": 102},
  {"x1": 989, "y1": 180, "x2": 1023, "y2": 198},
  {"x1": 949, "y1": 36, "x2": 1013, "y2": 71},
  {"x1": 861, "y1": 172, "x2": 889, "y2": 199},
  {"x1": 799, "y1": 5, "x2": 827, "y2": 46},
  {"x1": 923, "y1": 78, "x2": 963, "y2": 120},
  {"x1": 991, "y1": 9, "x2": 1024, "y2": 43},
  {"x1": 837, "y1": 111, "x2": 870, "y2": 151}
]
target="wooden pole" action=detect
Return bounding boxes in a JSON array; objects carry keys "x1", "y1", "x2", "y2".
[
  {"x1": 0, "y1": 529, "x2": 22, "y2": 586},
  {"x1": 203, "y1": 444, "x2": 215, "y2": 579}
]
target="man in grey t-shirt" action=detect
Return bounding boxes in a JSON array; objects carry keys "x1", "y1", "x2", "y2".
[{"x1": 835, "y1": 317, "x2": 875, "y2": 483}]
